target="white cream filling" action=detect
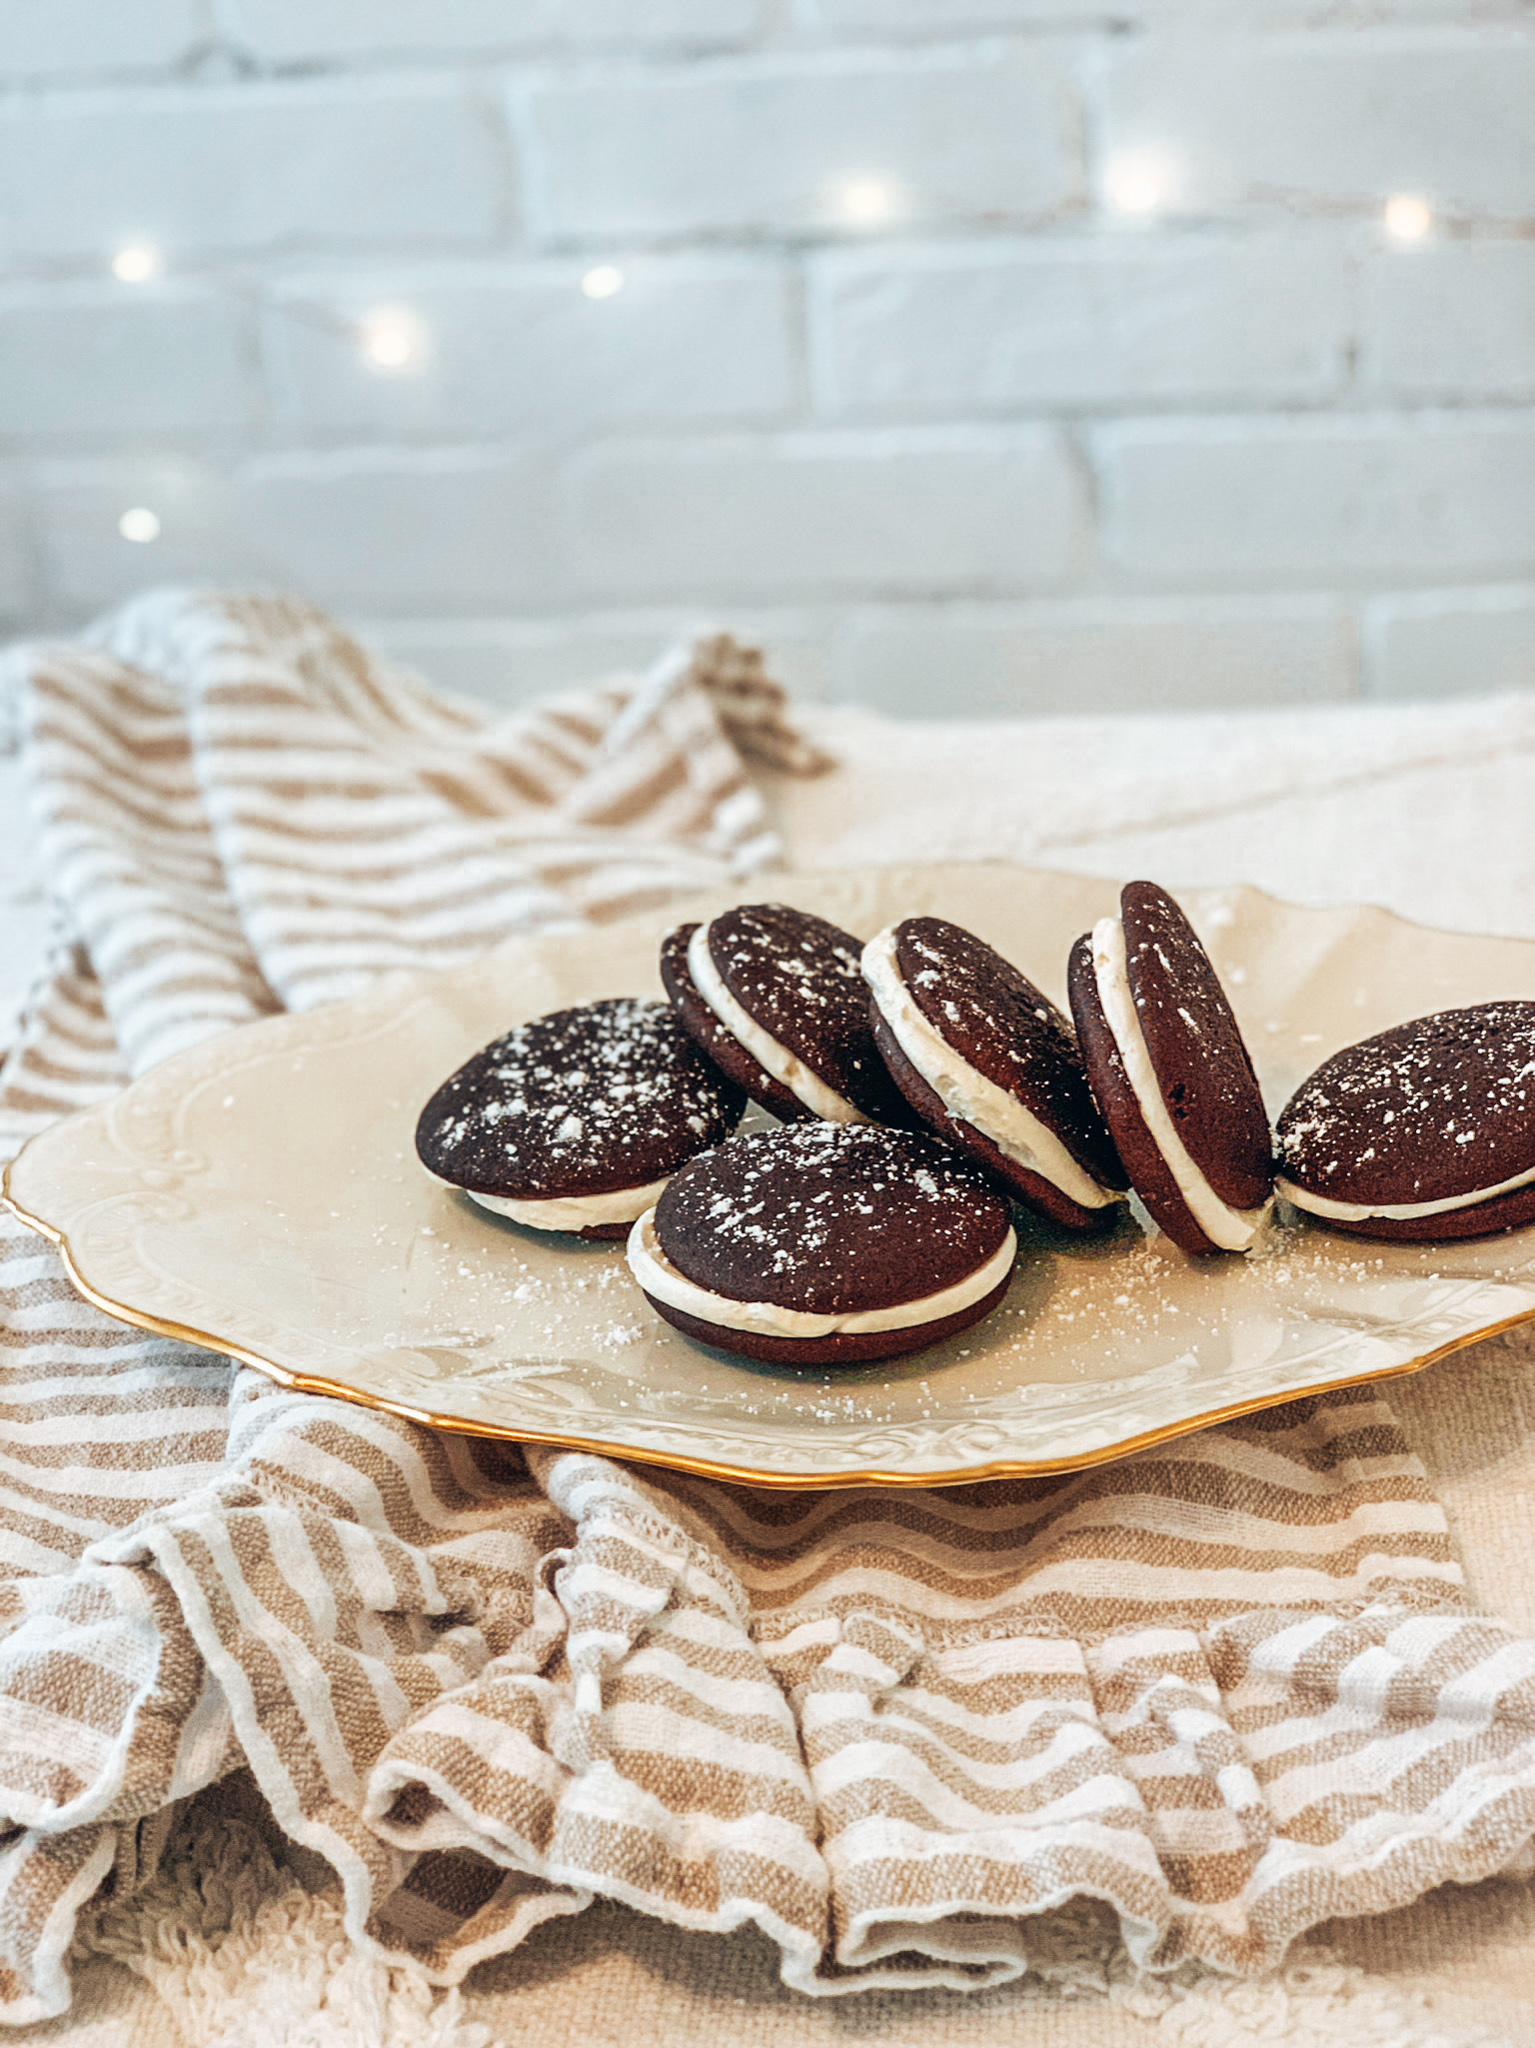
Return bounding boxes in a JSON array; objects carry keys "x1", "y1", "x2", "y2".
[
  {"x1": 687, "y1": 921, "x2": 869, "y2": 1125},
  {"x1": 1092, "y1": 916, "x2": 1272, "y2": 1255},
  {"x1": 1276, "y1": 1160, "x2": 1535, "y2": 1224},
  {"x1": 626, "y1": 1208, "x2": 1017, "y2": 1339},
  {"x1": 464, "y1": 1175, "x2": 672, "y2": 1234},
  {"x1": 860, "y1": 926, "x2": 1119, "y2": 1213}
]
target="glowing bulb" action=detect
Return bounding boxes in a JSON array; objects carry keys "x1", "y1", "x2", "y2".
[
  {"x1": 1383, "y1": 193, "x2": 1433, "y2": 243},
  {"x1": 834, "y1": 176, "x2": 903, "y2": 225},
  {"x1": 1103, "y1": 153, "x2": 1173, "y2": 217},
  {"x1": 581, "y1": 265, "x2": 624, "y2": 300},
  {"x1": 112, "y1": 244, "x2": 161, "y2": 283},
  {"x1": 359, "y1": 309, "x2": 425, "y2": 372},
  {"x1": 118, "y1": 508, "x2": 161, "y2": 543}
]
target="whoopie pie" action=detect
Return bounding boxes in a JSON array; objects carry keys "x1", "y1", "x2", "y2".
[
  {"x1": 1275, "y1": 1002, "x2": 1535, "y2": 1241},
  {"x1": 861, "y1": 916, "x2": 1127, "y2": 1231},
  {"x1": 416, "y1": 997, "x2": 745, "y2": 1240},
  {"x1": 1068, "y1": 881, "x2": 1274, "y2": 1256},
  {"x1": 661, "y1": 902, "x2": 908, "y2": 1126},
  {"x1": 626, "y1": 1122, "x2": 1017, "y2": 1367}
]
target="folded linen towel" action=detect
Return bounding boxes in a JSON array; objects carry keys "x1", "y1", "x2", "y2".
[{"x1": 0, "y1": 590, "x2": 1534, "y2": 2024}]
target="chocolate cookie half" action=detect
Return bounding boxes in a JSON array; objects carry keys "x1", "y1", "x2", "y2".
[
  {"x1": 1069, "y1": 881, "x2": 1273, "y2": 1256},
  {"x1": 1276, "y1": 1003, "x2": 1535, "y2": 1241},
  {"x1": 626, "y1": 1123, "x2": 1016, "y2": 1366},
  {"x1": 416, "y1": 997, "x2": 745, "y2": 1240},
  {"x1": 661, "y1": 903, "x2": 907, "y2": 1126},
  {"x1": 861, "y1": 916, "x2": 1127, "y2": 1231}
]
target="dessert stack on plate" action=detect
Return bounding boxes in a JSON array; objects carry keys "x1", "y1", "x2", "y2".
[{"x1": 414, "y1": 879, "x2": 1535, "y2": 1371}]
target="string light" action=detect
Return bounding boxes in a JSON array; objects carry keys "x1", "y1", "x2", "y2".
[
  {"x1": 833, "y1": 176, "x2": 904, "y2": 226},
  {"x1": 1103, "y1": 153, "x2": 1174, "y2": 217},
  {"x1": 359, "y1": 309, "x2": 426, "y2": 372},
  {"x1": 581, "y1": 265, "x2": 624, "y2": 299},
  {"x1": 112, "y1": 244, "x2": 161, "y2": 283},
  {"x1": 118, "y1": 508, "x2": 161, "y2": 543},
  {"x1": 1383, "y1": 194, "x2": 1433, "y2": 243}
]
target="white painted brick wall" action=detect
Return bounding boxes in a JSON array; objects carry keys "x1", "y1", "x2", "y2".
[
  {"x1": 1364, "y1": 587, "x2": 1535, "y2": 699},
  {"x1": 363, "y1": 606, "x2": 836, "y2": 706},
  {"x1": 0, "y1": 1, "x2": 202, "y2": 77},
  {"x1": 523, "y1": 47, "x2": 1081, "y2": 243},
  {"x1": 37, "y1": 452, "x2": 550, "y2": 616},
  {"x1": 214, "y1": 0, "x2": 765, "y2": 62},
  {"x1": 0, "y1": 81, "x2": 506, "y2": 263},
  {"x1": 812, "y1": 232, "x2": 1354, "y2": 411},
  {"x1": 561, "y1": 428, "x2": 1087, "y2": 600},
  {"x1": 0, "y1": 485, "x2": 32, "y2": 627},
  {"x1": 269, "y1": 257, "x2": 797, "y2": 437},
  {"x1": 0, "y1": 284, "x2": 254, "y2": 438},
  {"x1": 808, "y1": 0, "x2": 1106, "y2": 27},
  {"x1": 1100, "y1": 35, "x2": 1535, "y2": 219},
  {"x1": 0, "y1": 5, "x2": 1529, "y2": 716},
  {"x1": 1103, "y1": 415, "x2": 1535, "y2": 582},
  {"x1": 829, "y1": 596, "x2": 1356, "y2": 715},
  {"x1": 1360, "y1": 243, "x2": 1535, "y2": 399}
]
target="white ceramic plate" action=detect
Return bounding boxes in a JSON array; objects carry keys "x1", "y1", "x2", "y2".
[{"x1": 9, "y1": 863, "x2": 1535, "y2": 1489}]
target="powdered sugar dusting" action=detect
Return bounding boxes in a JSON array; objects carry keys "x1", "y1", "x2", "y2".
[
  {"x1": 656, "y1": 1122, "x2": 1012, "y2": 1316},
  {"x1": 1278, "y1": 1002, "x2": 1535, "y2": 1206},
  {"x1": 417, "y1": 996, "x2": 744, "y2": 1200},
  {"x1": 705, "y1": 902, "x2": 898, "y2": 1115}
]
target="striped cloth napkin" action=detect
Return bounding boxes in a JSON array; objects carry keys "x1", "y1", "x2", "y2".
[{"x1": 0, "y1": 588, "x2": 1533, "y2": 2025}]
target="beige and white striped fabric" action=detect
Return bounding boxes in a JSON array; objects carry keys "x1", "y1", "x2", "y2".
[{"x1": 0, "y1": 588, "x2": 1534, "y2": 2025}]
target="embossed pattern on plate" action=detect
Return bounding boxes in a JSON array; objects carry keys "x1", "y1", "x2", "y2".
[{"x1": 9, "y1": 864, "x2": 1535, "y2": 1487}]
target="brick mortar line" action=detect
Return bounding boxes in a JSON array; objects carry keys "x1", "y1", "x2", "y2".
[{"x1": 5, "y1": 14, "x2": 1532, "y2": 96}]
